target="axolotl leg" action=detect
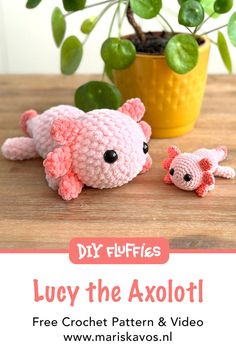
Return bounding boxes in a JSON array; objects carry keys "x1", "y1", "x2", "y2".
[
  {"x1": 195, "y1": 170, "x2": 215, "y2": 197},
  {"x1": 43, "y1": 145, "x2": 84, "y2": 200},
  {"x1": 45, "y1": 173, "x2": 60, "y2": 191},
  {"x1": 46, "y1": 170, "x2": 84, "y2": 201},
  {"x1": 214, "y1": 165, "x2": 236, "y2": 179},
  {"x1": 58, "y1": 172, "x2": 84, "y2": 201},
  {"x1": 1, "y1": 137, "x2": 39, "y2": 160}
]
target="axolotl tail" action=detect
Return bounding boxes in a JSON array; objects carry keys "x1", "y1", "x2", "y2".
[
  {"x1": 194, "y1": 146, "x2": 227, "y2": 162},
  {"x1": 1, "y1": 109, "x2": 39, "y2": 160},
  {"x1": 20, "y1": 109, "x2": 38, "y2": 136},
  {"x1": 194, "y1": 146, "x2": 235, "y2": 179},
  {"x1": 1, "y1": 137, "x2": 39, "y2": 160}
]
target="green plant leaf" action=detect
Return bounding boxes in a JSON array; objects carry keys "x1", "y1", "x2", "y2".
[
  {"x1": 214, "y1": 0, "x2": 233, "y2": 14},
  {"x1": 105, "y1": 64, "x2": 114, "y2": 82},
  {"x1": 26, "y1": 0, "x2": 42, "y2": 9},
  {"x1": 228, "y1": 12, "x2": 236, "y2": 46},
  {"x1": 130, "y1": 0, "x2": 162, "y2": 19},
  {"x1": 81, "y1": 17, "x2": 97, "y2": 34},
  {"x1": 178, "y1": 0, "x2": 201, "y2": 4},
  {"x1": 178, "y1": 0, "x2": 204, "y2": 27},
  {"x1": 217, "y1": 31, "x2": 232, "y2": 73},
  {"x1": 165, "y1": 34, "x2": 199, "y2": 74},
  {"x1": 200, "y1": 0, "x2": 219, "y2": 18},
  {"x1": 51, "y1": 7, "x2": 66, "y2": 47},
  {"x1": 101, "y1": 38, "x2": 136, "y2": 70},
  {"x1": 61, "y1": 36, "x2": 83, "y2": 75},
  {"x1": 74, "y1": 81, "x2": 122, "y2": 111},
  {"x1": 200, "y1": 1, "x2": 218, "y2": 18},
  {"x1": 62, "y1": 0, "x2": 86, "y2": 12}
]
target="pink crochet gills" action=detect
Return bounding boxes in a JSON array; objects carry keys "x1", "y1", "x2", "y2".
[
  {"x1": 1, "y1": 99, "x2": 152, "y2": 200},
  {"x1": 163, "y1": 145, "x2": 235, "y2": 197},
  {"x1": 118, "y1": 98, "x2": 145, "y2": 122}
]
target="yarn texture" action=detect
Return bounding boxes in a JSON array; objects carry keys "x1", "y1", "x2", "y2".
[
  {"x1": 162, "y1": 145, "x2": 235, "y2": 197},
  {"x1": 1, "y1": 99, "x2": 152, "y2": 200}
]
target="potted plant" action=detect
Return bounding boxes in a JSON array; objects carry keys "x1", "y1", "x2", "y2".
[{"x1": 26, "y1": 0, "x2": 236, "y2": 137}]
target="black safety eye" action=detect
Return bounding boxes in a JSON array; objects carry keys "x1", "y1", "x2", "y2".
[
  {"x1": 143, "y1": 142, "x2": 149, "y2": 154},
  {"x1": 104, "y1": 150, "x2": 118, "y2": 164},
  {"x1": 184, "y1": 174, "x2": 192, "y2": 182},
  {"x1": 169, "y1": 168, "x2": 174, "y2": 176}
]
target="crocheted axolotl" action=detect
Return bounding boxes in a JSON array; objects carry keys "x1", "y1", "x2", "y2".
[
  {"x1": 1, "y1": 98, "x2": 152, "y2": 200},
  {"x1": 162, "y1": 145, "x2": 235, "y2": 197}
]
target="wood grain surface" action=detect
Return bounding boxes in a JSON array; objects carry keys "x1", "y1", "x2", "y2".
[{"x1": 0, "y1": 74, "x2": 235, "y2": 249}]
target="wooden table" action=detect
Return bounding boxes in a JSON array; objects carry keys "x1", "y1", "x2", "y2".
[{"x1": 0, "y1": 75, "x2": 235, "y2": 249}]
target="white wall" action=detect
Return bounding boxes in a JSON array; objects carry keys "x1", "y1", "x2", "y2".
[{"x1": 0, "y1": 0, "x2": 235, "y2": 74}]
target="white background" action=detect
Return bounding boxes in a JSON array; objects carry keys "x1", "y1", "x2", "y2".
[
  {"x1": 0, "y1": 0, "x2": 236, "y2": 74},
  {"x1": 0, "y1": 253, "x2": 235, "y2": 353}
]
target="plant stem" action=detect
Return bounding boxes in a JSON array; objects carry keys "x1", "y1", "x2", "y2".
[
  {"x1": 102, "y1": 2, "x2": 122, "y2": 81},
  {"x1": 108, "y1": 3, "x2": 120, "y2": 37},
  {"x1": 186, "y1": 27, "x2": 193, "y2": 34},
  {"x1": 193, "y1": 25, "x2": 199, "y2": 34},
  {"x1": 210, "y1": 38, "x2": 217, "y2": 45},
  {"x1": 101, "y1": 65, "x2": 106, "y2": 81},
  {"x1": 195, "y1": 11, "x2": 216, "y2": 33},
  {"x1": 85, "y1": 0, "x2": 116, "y2": 9},
  {"x1": 117, "y1": 1, "x2": 122, "y2": 38},
  {"x1": 126, "y1": 4, "x2": 146, "y2": 42},
  {"x1": 120, "y1": 0, "x2": 129, "y2": 28},
  {"x1": 83, "y1": 35, "x2": 89, "y2": 45},
  {"x1": 65, "y1": 0, "x2": 117, "y2": 17},
  {"x1": 203, "y1": 11, "x2": 215, "y2": 25},
  {"x1": 82, "y1": 0, "x2": 119, "y2": 44},
  {"x1": 158, "y1": 13, "x2": 174, "y2": 33},
  {"x1": 202, "y1": 24, "x2": 227, "y2": 36}
]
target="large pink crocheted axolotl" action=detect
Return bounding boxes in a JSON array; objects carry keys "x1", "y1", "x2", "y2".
[
  {"x1": 1, "y1": 98, "x2": 152, "y2": 200},
  {"x1": 162, "y1": 145, "x2": 235, "y2": 197}
]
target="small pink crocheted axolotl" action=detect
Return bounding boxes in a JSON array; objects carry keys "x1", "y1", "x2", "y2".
[
  {"x1": 1, "y1": 98, "x2": 152, "y2": 200},
  {"x1": 162, "y1": 145, "x2": 235, "y2": 197}
]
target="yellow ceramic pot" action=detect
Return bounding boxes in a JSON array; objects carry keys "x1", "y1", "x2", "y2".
[{"x1": 113, "y1": 35, "x2": 210, "y2": 138}]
